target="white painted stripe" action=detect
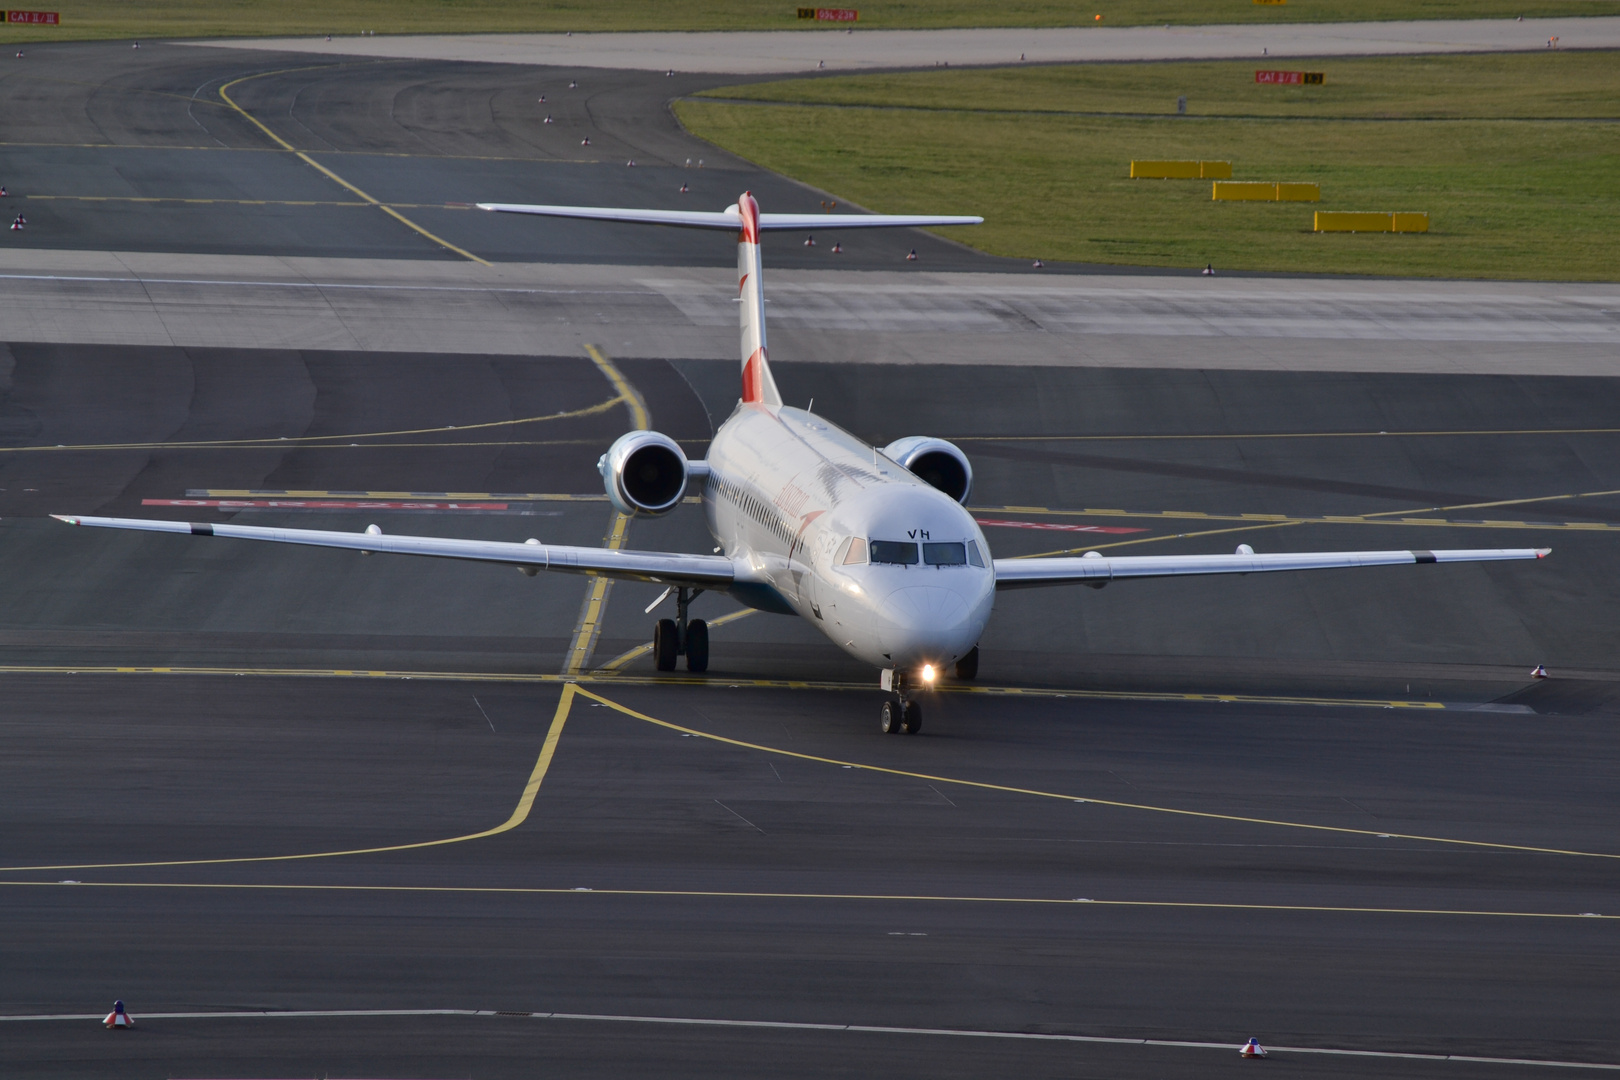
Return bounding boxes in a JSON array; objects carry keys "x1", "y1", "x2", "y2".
[
  {"x1": 0, "y1": 272, "x2": 647, "y2": 296},
  {"x1": 0, "y1": 1008, "x2": 1613, "y2": 1069}
]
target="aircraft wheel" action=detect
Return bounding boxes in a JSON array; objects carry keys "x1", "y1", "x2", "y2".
[
  {"x1": 955, "y1": 645, "x2": 979, "y2": 681},
  {"x1": 880, "y1": 699, "x2": 902, "y2": 734},
  {"x1": 685, "y1": 618, "x2": 709, "y2": 673},
  {"x1": 653, "y1": 618, "x2": 678, "y2": 671},
  {"x1": 901, "y1": 700, "x2": 923, "y2": 735}
]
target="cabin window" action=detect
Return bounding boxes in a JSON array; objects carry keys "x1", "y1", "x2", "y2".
[
  {"x1": 837, "y1": 536, "x2": 868, "y2": 565},
  {"x1": 869, "y1": 540, "x2": 919, "y2": 565},
  {"x1": 966, "y1": 540, "x2": 986, "y2": 567},
  {"x1": 923, "y1": 542, "x2": 967, "y2": 566}
]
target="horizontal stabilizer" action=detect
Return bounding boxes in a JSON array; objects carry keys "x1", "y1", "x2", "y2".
[{"x1": 478, "y1": 202, "x2": 982, "y2": 231}]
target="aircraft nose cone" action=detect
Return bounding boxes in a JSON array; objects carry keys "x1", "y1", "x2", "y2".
[{"x1": 880, "y1": 585, "x2": 976, "y2": 663}]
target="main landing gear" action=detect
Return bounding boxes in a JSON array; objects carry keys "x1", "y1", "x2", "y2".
[
  {"x1": 879, "y1": 668, "x2": 923, "y2": 736},
  {"x1": 652, "y1": 586, "x2": 708, "y2": 673}
]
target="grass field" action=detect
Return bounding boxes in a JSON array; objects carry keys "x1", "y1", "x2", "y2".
[
  {"x1": 2, "y1": 0, "x2": 1618, "y2": 42},
  {"x1": 676, "y1": 53, "x2": 1620, "y2": 280}
]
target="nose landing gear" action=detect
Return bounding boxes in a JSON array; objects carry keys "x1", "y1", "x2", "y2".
[
  {"x1": 652, "y1": 586, "x2": 708, "y2": 673},
  {"x1": 879, "y1": 668, "x2": 923, "y2": 735}
]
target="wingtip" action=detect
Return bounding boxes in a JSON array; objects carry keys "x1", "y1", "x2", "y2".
[
  {"x1": 1536, "y1": 547, "x2": 1551, "y2": 558},
  {"x1": 51, "y1": 514, "x2": 79, "y2": 525}
]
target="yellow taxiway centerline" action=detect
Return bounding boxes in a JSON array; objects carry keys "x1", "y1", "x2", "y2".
[
  {"x1": 0, "y1": 877, "x2": 1609, "y2": 922},
  {"x1": 562, "y1": 345, "x2": 651, "y2": 676},
  {"x1": 217, "y1": 66, "x2": 489, "y2": 266},
  {"x1": 0, "y1": 680, "x2": 1609, "y2": 887},
  {"x1": 0, "y1": 683, "x2": 577, "y2": 874},
  {"x1": 0, "y1": 399, "x2": 623, "y2": 455}
]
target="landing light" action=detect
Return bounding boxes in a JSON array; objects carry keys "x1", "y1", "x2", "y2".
[{"x1": 921, "y1": 664, "x2": 936, "y2": 684}]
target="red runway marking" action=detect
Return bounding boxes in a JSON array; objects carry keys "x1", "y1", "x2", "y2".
[
  {"x1": 143, "y1": 499, "x2": 509, "y2": 511},
  {"x1": 975, "y1": 518, "x2": 1146, "y2": 535}
]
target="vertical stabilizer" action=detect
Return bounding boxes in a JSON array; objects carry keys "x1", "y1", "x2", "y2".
[{"x1": 735, "y1": 191, "x2": 782, "y2": 406}]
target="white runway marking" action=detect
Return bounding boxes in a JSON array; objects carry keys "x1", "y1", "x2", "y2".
[{"x1": 0, "y1": 1007, "x2": 1615, "y2": 1069}]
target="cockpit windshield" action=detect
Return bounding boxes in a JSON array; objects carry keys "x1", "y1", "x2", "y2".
[
  {"x1": 869, "y1": 540, "x2": 919, "y2": 565},
  {"x1": 922, "y1": 542, "x2": 966, "y2": 565}
]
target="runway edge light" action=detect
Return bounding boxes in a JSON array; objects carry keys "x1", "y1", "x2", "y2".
[
  {"x1": 103, "y1": 1000, "x2": 133, "y2": 1029},
  {"x1": 1240, "y1": 1037, "x2": 1267, "y2": 1058}
]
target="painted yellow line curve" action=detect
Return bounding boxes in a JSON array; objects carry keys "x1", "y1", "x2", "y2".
[
  {"x1": 0, "y1": 663, "x2": 1451, "y2": 710},
  {"x1": 0, "y1": 878, "x2": 1608, "y2": 922},
  {"x1": 562, "y1": 345, "x2": 649, "y2": 676},
  {"x1": 217, "y1": 67, "x2": 489, "y2": 266},
  {"x1": 0, "y1": 398, "x2": 623, "y2": 455},
  {"x1": 0, "y1": 685, "x2": 577, "y2": 875},
  {"x1": 574, "y1": 685, "x2": 1619, "y2": 861}
]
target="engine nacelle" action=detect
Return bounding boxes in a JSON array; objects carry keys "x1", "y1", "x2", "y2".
[
  {"x1": 882, "y1": 436, "x2": 974, "y2": 504},
  {"x1": 599, "y1": 430, "x2": 690, "y2": 516}
]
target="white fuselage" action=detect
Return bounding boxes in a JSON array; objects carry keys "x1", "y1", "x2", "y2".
[{"x1": 703, "y1": 402, "x2": 996, "y2": 671}]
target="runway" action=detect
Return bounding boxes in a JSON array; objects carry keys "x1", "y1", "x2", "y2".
[
  {"x1": 200, "y1": 17, "x2": 1620, "y2": 74},
  {"x1": 0, "y1": 38, "x2": 1617, "y2": 1080}
]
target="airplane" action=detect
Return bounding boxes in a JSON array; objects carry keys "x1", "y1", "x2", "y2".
[{"x1": 54, "y1": 191, "x2": 1549, "y2": 735}]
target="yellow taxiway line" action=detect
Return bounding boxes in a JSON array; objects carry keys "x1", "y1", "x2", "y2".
[
  {"x1": 0, "y1": 680, "x2": 1607, "y2": 877},
  {"x1": 561, "y1": 346, "x2": 650, "y2": 676},
  {"x1": 0, "y1": 877, "x2": 1610, "y2": 923},
  {"x1": 217, "y1": 66, "x2": 489, "y2": 266},
  {"x1": 0, "y1": 663, "x2": 1448, "y2": 710}
]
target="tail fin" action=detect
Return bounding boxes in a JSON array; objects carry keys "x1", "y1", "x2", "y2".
[
  {"x1": 476, "y1": 191, "x2": 982, "y2": 409},
  {"x1": 735, "y1": 192, "x2": 781, "y2": 406}
]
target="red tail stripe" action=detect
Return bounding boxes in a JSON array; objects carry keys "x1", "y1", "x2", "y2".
[
  {"x1": 737, "y1": 191, "x2": 761, "y2": 244},
  {"x1": 742, "y1": 348, "x2": 767, "y2": 403}
]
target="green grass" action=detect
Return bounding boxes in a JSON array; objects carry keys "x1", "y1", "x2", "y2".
[
  {"x1": 702, "y1": 52, "x2": 1620, "y2": 119},
  {"x1": 2, "y1": 0, "x2": 1619, "y2": 42},
  {"x1": 675, "y1": 54, "x2": 1620, "y2": 280}
]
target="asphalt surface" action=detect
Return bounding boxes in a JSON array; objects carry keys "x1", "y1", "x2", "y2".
[
  {"x1": 205, "y1": 17, "x2": 1620, "y2": 74},
  {"x1": 0, "y1": 39, "x2": 1617, "y2": 1080}
]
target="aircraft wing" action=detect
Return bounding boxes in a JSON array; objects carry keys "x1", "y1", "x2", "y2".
[
  {"x1": 993, "y1": 546, "x2": 1549, "y2": 590},
  {"x1": 52, "y1": 515, "x2": 735, "y2": 588},
  {"x1": 477, "y1": 202, "x2": 982, "y2": 231}
]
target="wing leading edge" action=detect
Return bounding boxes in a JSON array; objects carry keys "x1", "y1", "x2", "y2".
[
  {"x1": 476, "y1": 202, "x2": 983, "y2": 231},
  {"x1": 993, "y1": 547, "x2": 1549, "y2": 590},
  {"x1": 52, "y1": 515, "x2": 735, "y2": 589}
]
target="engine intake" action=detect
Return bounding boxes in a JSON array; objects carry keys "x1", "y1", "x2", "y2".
[
  {"x1": 599, "y1": 430, "x2": 690, "y2": 516},
  {"x1": 882, "y1": 436, "x2": 974, "y2": 504}
]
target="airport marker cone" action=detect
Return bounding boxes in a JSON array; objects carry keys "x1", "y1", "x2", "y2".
[
  {"x1": 10, "y1": 214, "x2": 23, "y2": 231},
  {"x1": 539, "y1": 95, "x2": 546, "y2": 103},
  {"x1": 543, "y1": 115, "x2": 552, "y2": 123},
  {"x1": 804, "y1": 235, "x2": 815, "y2": 246},
  {"x1": 679, "y1": 183, "x2": 688, "y2": 193},
  {"x1": 580, "y1": 136, "x2": 590, "y2": 146},
  {"x1": 1, "y1": 187, "x2": 7, "y2": 196},
  {"x1": 103, "y1": 1001, "x2": 133, "y2": 1029},
  {"x1": 1240, "y1": 1037, "x2": 1267, "y2": 1058},
  {"x1": 831, "y1": 242, "x2": 842, "y2": 253},
  {"x1": 1531, "y1": 664, "x2": 1549, "y2": 679},
  {"x1": 568, "y1": 80, "x2": 577, "y2": 89},
  {"x1": 626, "y1": 159, "x2": 636, "y2": 166},
  {"x1": 1032, "y1": 259, "x2": 1044, "y2": 269},
  {"x1": 906, "y1": 249, "x2": 918, "y2": 261},
  {"x1": 1202, "y1": 263, "x2": 1215, "y2": 275}
]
